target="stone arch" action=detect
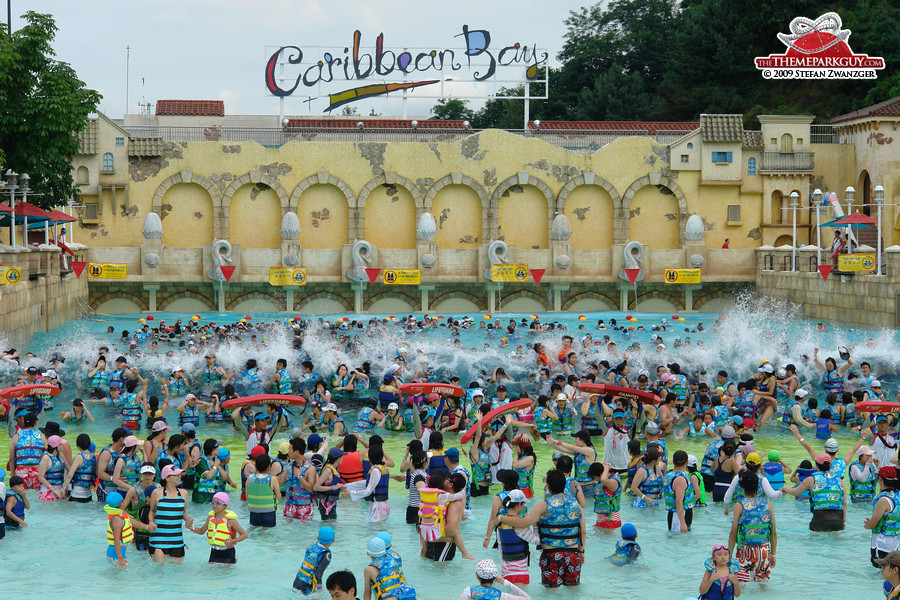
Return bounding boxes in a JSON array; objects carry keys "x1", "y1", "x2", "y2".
[
  {"x1": 158, "y1": 291, "x2": 215, "y2": 311},
  {"x1": 499, "y1": 289, "x2": 551, "y2": 311},
  {"x1": 561, "y1": 291, "x2": 618, "y2": 311},
  {"x1": 620, "y1": 175, "x2": 689, "y2": 247},
  {"x1": 225, "y1": 291, "x2": 283, "y2": 311},
  {"x1": 151, "y1": 170, "x2": 223, "y2": 237},
  {"x1": 489, "y1": 172, "x2": 555, "y2": 245},
  {"x1": 91, "y1": 291, "x2": 149, "y2": 311},
  {"x1": 557, "y1": 173, "x2": 621, "y2": 213},
  {"x1": 425, "y1": 173, "x2": 490, "y2": 243},
  {"x1": 363, "y1": 291, "x2": 419, "y2": 312},
  {"x1": 694, "y1": 290, "x2": 733, "y2": 312},
  {"x1": 296, "y1": 292, "x2": 353, "y2": 313},
  {"x1": 627, "y1": 289, "x2": 684, "y2": 311},
  {"x1": 290, "y1": 171, "x2": 356, "y2": 240},
  {"x1": 357, "y1": 172, "x2": 423, "y2": 240},
  {"x1": 222, "y1": 170, "x2": 290, "y2": 234},
  {"x1": 429, "y1": 291, "x2": 488, "y2": 312}
]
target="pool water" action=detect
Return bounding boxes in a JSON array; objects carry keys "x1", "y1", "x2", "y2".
[{"x1": 0, "y1": 301, "x2": 897, "y2": 599}]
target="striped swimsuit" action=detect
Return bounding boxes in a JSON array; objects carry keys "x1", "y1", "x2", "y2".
[{"x1": 150, "y1": 489, "x2": 186, "y2": 550}]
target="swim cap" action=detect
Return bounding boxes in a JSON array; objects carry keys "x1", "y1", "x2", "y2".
[
  {"x1": 376, "y1": 531, "x2": 392, "y2": 548},
  {"x1": 367, "y1": 536, "x2": 386, "y2": 557},
  {"x1": 319, "y1": 526, "x2": 336, "y2": 545},
  {"x1": 213, "y1": 492, "x2": 230, "y2": 505},
  {"x1": 217, "y1": 447, "x2": 231, "y2": 460},
  {"x1": 768, "y1": 450, "x2": 780, "y2": 462},
  {"x1": 0, "y1": 468, "x2": 5, "y2": 481},
  {"x1": 475, "y1": 559, "x2": 499, "y2": 580},
  {"x1": 621, "y1": 523, "x2": 637, "y2": 539},
  {"x1": 106, "y1": 491, "x2": 124, "y2": 507}
]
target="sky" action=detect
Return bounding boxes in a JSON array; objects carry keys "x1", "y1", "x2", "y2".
[{"x1": 10, "y1": 0, "x2": 587, "y2": 119}]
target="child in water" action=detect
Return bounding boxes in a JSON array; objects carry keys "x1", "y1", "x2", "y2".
[
  {"x1": 609, "y1": 522, "x2": 641, "y2": 565},
  {"x1": 4, "y1": 475, "x2": 29, "y2": 529},
  {"x1": 293, "y1": 526, "x2": 335, "y2": 594},
  {"x1": 698, "y1": 544, "x2": 741, "y2": 600}
]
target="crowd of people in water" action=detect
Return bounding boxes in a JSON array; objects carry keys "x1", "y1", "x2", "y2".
[{"x1": 2, "y1": 313, "x2": 900, "y2": 599}]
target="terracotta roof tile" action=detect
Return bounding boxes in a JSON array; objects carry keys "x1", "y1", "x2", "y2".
[
  {"x1": 284, "y1": 118, "x2": 469, "y2": 131},
  {"x1": 831, "y1": 96, "x2": 900, "y2": 123},
  {"x1": 742, "y1": 130, "x2": 764, "y2": 148},
  {"x1": 76, "y1": 119, "x2": 99, "y2": 154},
  {"x1": 527, "y1": 121, "x2": 698, "y2": 134},
  {"x1": 155, "y1": 100, "x2": 224, "y2": 117},
  {"x1": 700, "y1": 114, "x2": 743, "y2": 143}
]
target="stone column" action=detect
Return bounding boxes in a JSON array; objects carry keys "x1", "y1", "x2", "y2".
[
  {"x1": 351, "y1": 282, "x2": 366, "y2": 313},
  {"x1": 485, "y1": 283, "x2": 501, "y2": 313},
  {"x1": 285, "y1": 288, "x2": 294, "y2": 312},
  {"x1": 419, "y1": 284, "x2": 435, "y2": 312},
  {"x1": 616, "y1": 282, "x2": 633, "y2": 311},
  {"x1": 143, "y1": 283, "x2": 160, "y2": 312},
  {"x1": 683, "y1": 284, "x2": 702, "y2": 312},
  {"x1": 549, "y1": 283, "x2": 570, "y2": 312}
]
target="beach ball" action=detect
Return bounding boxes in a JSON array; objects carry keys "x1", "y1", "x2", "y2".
[
  {"x1": 626, "y1": 315, "x2": 632, "y2": 320},
  {"x1": 630, "y1": 317, "x2": 637, "y2": 323},
  {"x1": 245, "y1": 314, "x2": 252, "y2": 320},
  {"x1": 679, "y1": 318, "x2": 685, "y2": 322},
  {"x1": 578, "y1": 315, "x2": 586, "y2": 321},
  {"x1": 138, "y1": 318, "x2": 145, "y2": 323},
  {"x1": 484, "y1": 314, "x2": 492, "y2": 320},
  {"x1": 671, "y1": 314, "x2": 679, "y2": 320},
  {"x1": 191, "y1": 316, "x2": 199, "y2": 322},
  {"x1": 147, "y1": 315, "x2": 154, "y2": 321}
]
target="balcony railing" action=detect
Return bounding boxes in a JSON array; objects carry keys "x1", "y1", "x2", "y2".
[
  {"x1": 759, "y1": 151, "x2": 814, "y2": 172},
  {"x1": 810, "y1": 124, "x2": 838, "y2": 144},
  {"x1": 121, "y1": 126, "x2": 692, "y2": 151}
]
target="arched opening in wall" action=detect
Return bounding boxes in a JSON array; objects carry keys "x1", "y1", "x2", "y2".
[
  {"x1": 229, "y1": 183, "x2": 282, "y2": 249},
  {"x1": 630, "y1": 185, "x2": 679, "y2": 249},
  {"x1": 432, "y1": 185, "x2": 482, "y2": 249},
  {"x1": 298, "y1": 298, "x2": 347, "y2": 314},
  {"x1": 232, "y1": 298, "x2": 280, "y2": 313},
  {"x1": 859, "y1": 170, "x2": 871, "y2": 216},
  {"x1": 566, "y1": 298, "x2": 612, "y2": 312},
  {"x1": 697, "y1": 297, "x2": 732, "y2": 313},
  {"x1": 770, "y1": 190, "x2": 784, "y2": 224},
  {"x1": 368, "y1": 297, "x2": 415, "y2": 313},
  {"x1": 365, "y1": 184, "x2": 416, "y2": 249},
  {"x1": 431, "y1": 298, "x2": 480, "y2": 313},
  {"x1": 635, "y1": 298, "x2": 678, "y2": 312},
  {"x1": 565, "y1": 185, "x2": 614, "y2": 250},
  {"x1": 165, "y1": 297, "x2": 213, "y2": 313},
  {"x1": 780, "y1": 133, "x2": 793, "y2": 152},
  {"x1": 298, "y1": 184, "x2": 350, "y2": 248},
  {"x1": 96, "y1": 298, "x2": 142, "y2": 314},
  {"x1": 498, "y1": 184, "x2": 549, "y2": 249},
  {"x1": 160, "y1": 183, "x2": 214, "y2": 248},
  {"x1": 76, "y1": 166, "x2": 89, "y2": 185},
  {"x1": 501, "y1": 297, "x2": 546, "y2": 313},
  {"x1": 774, "y1": 234, "x2": 794, "y2": 248}
]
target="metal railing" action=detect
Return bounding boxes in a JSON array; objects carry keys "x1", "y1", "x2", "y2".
[
  {"x1": 810, "y1": 124, "x2": 838, "y2": 144},
  {"x1": 759, "y1": 151, "x2": 815, "y2": 172},
  {"x1": 122, "y1": 126, "x2": 693, "y2": 150}
]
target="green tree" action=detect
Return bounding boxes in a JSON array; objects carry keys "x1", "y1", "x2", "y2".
[
  {"x1": 339, "y1": 106, "x2": 359, "y2": 116},
  {"x1": 0, "y1": 12, "x2": 101, "y2": 209},
  {"x1": 473, "y1": 86, "x2": 527, "y2": 129},
  {"x1": 431, "y1": 98, "x2": 474, "y2": 121}
]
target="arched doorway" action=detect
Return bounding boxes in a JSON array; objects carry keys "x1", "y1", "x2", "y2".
[
  {"x1": 630, "y1": 185, "x2": 680, "y2": 248},
  {"x1": 859, "y1": 170, "x2": 871, "y2": 216}
]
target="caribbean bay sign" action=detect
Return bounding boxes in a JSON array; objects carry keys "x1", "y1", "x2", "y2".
[{"x1": 265, "y1": 26, "x2": 549, "y2": 111}]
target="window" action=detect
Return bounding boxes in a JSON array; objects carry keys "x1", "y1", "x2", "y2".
[
  {"x1": 796, "y1": 138, "x2": 803, "y2": 145},
  {"x1": 727, "y1": 205, "x2": 741, "y2": 223},
  {"x1": 747, "y1": 157, "x2": 756, "y2": 176},
  {"x1": 771, "y1": 138, "x2": 777, "y2": 145},
  {"x1": 115, "y1": 137, "x2": 125, "y2": 147},
  {"x1": 82, "y1": 201, "x2": 99, "y2": 223},
  {"x1": 712, "y1": 151, "x2": 732, "y2": 163},
  {"x1": 681, "y1": 154, "x2": 689, "y2": 163},
  {"x1": 686, "y1": 143, "x2": 693, "y2": 149},
  {"x1": 780, "y1": 133, "x2": 793, "y2": 152},
  {"x1": 76, "y1": 166, "x2": 89, "y2": 185},
  {"x1": 102, "y1": 152, "x2": 114, "y2": 173}
]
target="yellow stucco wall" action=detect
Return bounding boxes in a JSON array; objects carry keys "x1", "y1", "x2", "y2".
[
  {"x1": 160, "y1": 183, "x2": 214, "y2": 247},
  {"x1": 298, "y1": 184, "x2": 350, "y2": 248},
  {"x1": 364, "y1": 184, "x2": 415, "y2": 249},
  {"x1": 565, "y1": 185, "x2": 614, "y2": 250},
  {"x1": 630, "y1": 185, "x2": 679, "y2": 249},
  {"x1": 498, "y1": 184, "x2": 548, "y2": 249},
  {"x1": 229, "y1": 184, "x2": 282, "y2": 249},
  {"x1": 432, "y1": 184, "x2": 482, "y2": 249}
]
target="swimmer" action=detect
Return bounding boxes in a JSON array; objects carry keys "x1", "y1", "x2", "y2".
[
  {"x1": 294, "y1": 526, "x2": 335, "y2": 594},
  {"x1": 190, "y1": 492, "x2": 248, "y2": 564},
  {"x1": 609, "y1": 522, "x2": 641, "y2": 566},
  {"x1": 458, "y1": 559, "x2": 531, "y2": 600}
]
